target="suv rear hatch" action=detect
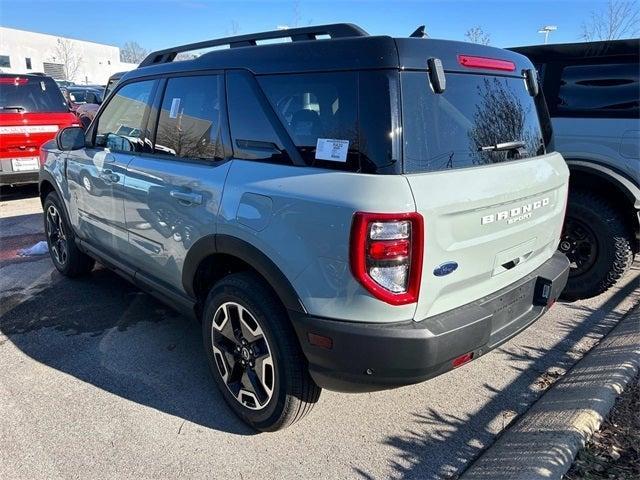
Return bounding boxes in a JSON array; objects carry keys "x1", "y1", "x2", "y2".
[
  {"x1": 395, "y1": 40, "x2": 569, "y2": 320},
  {"x1": 0, "y1": 75, "x2": 77, "y2": 173}
]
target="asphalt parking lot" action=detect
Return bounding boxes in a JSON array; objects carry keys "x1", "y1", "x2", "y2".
[{"x1": 1, "y1": 186, "x2": 639, "y2": 480}]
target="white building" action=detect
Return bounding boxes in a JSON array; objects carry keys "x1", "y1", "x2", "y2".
[{"x1": 0, "y1": 26, "x2": 138, "y2": 85}]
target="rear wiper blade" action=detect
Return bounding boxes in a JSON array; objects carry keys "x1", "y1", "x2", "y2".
[
  {"x1": 479, "y1": 140, "x2": 526, "y2": 152},
  {"x1": 0, "y1": 106, "x2": 25, "y2": 111}
]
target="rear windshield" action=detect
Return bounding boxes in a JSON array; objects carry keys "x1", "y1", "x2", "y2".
[
  {"x1": 0, "y1": 76, "x2": 69, "y2": 113},
  {"x1": 402, "y1": 72, "x2": 546, "y2": 173}
]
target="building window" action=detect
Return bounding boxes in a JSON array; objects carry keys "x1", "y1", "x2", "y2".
[
  {"x1": 25, "y1": 57, "x2": 32, "y2": 69},
  {"x1": 0, "y1": 55, "x2": 10, "y2": 68}
]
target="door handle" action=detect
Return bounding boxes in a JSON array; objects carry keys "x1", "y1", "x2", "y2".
[
  {"x1": 101, "y1": 168, "x2": 120, "y2": 183},
  {"x1": 170, "y1": 190, "x2": 203, "y2": 205}
]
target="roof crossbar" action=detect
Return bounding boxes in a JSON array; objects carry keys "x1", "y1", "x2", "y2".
[{"x1": 138, "y1": 23, "x2": 369, "y2": 68}]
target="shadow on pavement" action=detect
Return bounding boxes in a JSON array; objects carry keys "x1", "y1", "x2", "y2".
[
  {"x1": 373, "y1": 267, "x2": 640, "y2": 479},
  {"x1": 0, "y1": 184, "x2": 39, "y2": 201},
  {"x1": 0, "y1": 265, "x2": 255, "y2": 436}
]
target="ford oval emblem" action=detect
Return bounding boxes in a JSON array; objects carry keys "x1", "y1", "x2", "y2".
[{"x1": 433, "y1": 261, "x2": 458, "y2": 277}]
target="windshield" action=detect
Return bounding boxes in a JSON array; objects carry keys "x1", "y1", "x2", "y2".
[
  {"x1": 402, "y1": 72, "x2": 546, "y2": 173},
  {"x1": 0, "y1": 75, "x2": 70, "y2": 113}
]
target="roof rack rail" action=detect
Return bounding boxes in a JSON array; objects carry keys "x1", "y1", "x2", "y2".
[{"x1": 138, "y1": 23, "x2": 368, "y2": 68}]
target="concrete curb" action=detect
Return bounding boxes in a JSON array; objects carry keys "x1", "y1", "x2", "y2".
[{"x1": 460, "y1": 301, "x2": 640, "y2": 480}]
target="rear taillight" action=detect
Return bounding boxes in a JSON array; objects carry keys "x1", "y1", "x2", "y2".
[
  {"x1": 350, "y1": 212, "x2": 424, "y2": 305},
  {"x1": 457, "y1": 54, "x2": 516, "y2": 72}
]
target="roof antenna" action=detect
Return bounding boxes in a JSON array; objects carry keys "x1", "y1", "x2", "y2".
[{"x1": 410, "y1": 25, "x2": 426, "y2": 38}]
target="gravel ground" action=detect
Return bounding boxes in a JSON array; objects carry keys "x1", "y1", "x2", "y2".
[
  {"x1": 1, "y1": 189, "x2": 639, "y2": 480},
  {"x1": 564, "y1": 376, "x2": 640, "y2": 480}
]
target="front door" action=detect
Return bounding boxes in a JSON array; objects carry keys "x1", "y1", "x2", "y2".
[{"x1": 67, "y1": 80, "x2": 157, "y2": 256}]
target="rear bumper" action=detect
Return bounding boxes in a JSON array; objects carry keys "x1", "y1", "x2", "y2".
[
  {"x1": 0, "y1": 170, "x2": 39, "y2": 186},
  {"x1": 291, "y1": 251, "x2": 570, "y2": 392}
]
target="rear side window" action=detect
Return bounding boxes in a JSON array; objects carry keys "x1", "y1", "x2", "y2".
[
  {"x1": 402, "y1": 72, "x2": 545, "y2": 173},
  {"x1": 259, "y1": 72, "x2": 360, "y2": 170},
  {"x1": 554, "y1": 61, "x2": 639, "y2": 118},
  {"x1": 94, "y1": 80, "x2": 155, "y2": 152},
  {"x1": 152, "y1": 75, "x2": 224, "y2": 161},
  {"x1": 0, "y1": 75, "x2": 69, "y2": 113}
]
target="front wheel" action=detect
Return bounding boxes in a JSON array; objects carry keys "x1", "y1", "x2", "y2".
[
  {"x1": 559, "y1": 191, "x2": 634, "y2": 300},
  {"x1": 202, "y1": 272, "x2": 320, "y2": 431},
  {"x1": 43, "y1": 191, "x2": 94, "y2": 277}
]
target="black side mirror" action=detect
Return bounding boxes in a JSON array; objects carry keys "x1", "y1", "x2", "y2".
[{"x1": 56, "y1": 127, "x2": 85, "y2": 151}]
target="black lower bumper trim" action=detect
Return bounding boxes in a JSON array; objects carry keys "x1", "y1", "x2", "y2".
[
  {"x1": 291, "y1": 251, "x2": 570, "y2": 393},
  {"x1": 0, "y1": 171, "x2": 39, "y2": 186}
]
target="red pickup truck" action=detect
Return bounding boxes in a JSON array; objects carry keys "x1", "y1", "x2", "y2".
[{"x1": 0, "y1": 74, "x2": 78, "y2": 187}]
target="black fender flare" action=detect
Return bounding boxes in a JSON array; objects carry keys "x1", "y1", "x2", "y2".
[
  {"x1": 566, "y1": 159, "x2": 640, "y2": 209},
  {"x1": 182, "y1": 234, "x2": 306, "y2": 313}
]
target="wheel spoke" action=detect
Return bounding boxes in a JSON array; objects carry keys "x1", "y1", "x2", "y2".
[{"x1": 210, "y1": 301, "x2": 274, "y2": 411}]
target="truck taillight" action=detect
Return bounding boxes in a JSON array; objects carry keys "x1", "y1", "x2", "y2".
[{"x1": 350, "y1": 212, "x2": 424, "y2": 305}]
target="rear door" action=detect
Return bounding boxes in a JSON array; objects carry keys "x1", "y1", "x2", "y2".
[
  {"x1": 399, "y1": 54, "x2": 569, "y2": 320},
  {"x1": 123, "y1": 73, "x2": 231, "y2": 292},
  {"x1": 67, "y1": 79, "x2": 156, "y2": 257}
]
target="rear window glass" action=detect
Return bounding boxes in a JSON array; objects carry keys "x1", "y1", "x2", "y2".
[
  {"x1": 0, "y1": 76, "x2": 69, "y2": 113},
  {"x1": 402, "y1": 72, "x2": 545, "y2": 173},
  {"x1": 258, "y1": 72, "x2": 360, "y2": 170}
]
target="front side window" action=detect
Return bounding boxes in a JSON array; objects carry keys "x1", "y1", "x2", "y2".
[
  {"x1": 153, "y1": 75, "x2": 224, "y2": 161},
  {"x1": 259, "y1": 72, "x2": 359, "y2": 170},
  {"x1": 94, "y1": 80, "x2": 154, "y2": 152}
]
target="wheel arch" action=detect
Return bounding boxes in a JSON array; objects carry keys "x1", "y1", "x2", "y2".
[
  {"x1": 566, "y1": 160, "x2": 640, "y2": 250},
  {"x1": 183, "y1": 234, "x2": 307, "y2": 317}
]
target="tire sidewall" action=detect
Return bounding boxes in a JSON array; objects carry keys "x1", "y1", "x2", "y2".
[
  {"x1": 202, "y1": 280, "x2": 291, "y2": 429},
  {"x1": 43, "y1": 192, "x2": 73, "y2": 274}
]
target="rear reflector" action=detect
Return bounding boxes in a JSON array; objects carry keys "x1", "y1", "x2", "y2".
[
  {"x1": 457, "y1": 55, "x2": 516, "y2": 72},
  {"x1": 308, "y1": 333, "x2": 333, "y2": 350},
  {"x1": 452, "y1": 352, "x2": 474, "y2": 368}
]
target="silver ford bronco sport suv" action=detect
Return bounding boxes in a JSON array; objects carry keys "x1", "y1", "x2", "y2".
[
  {"x1": 39, "y1": 24, "x2": 570, "y2": 431},
  {"x1": 512, "y1": 39, "x2": 639, "y2": 300}
]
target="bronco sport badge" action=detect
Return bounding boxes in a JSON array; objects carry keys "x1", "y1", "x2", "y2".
[{"x1": 481, "y1": 197, "x2": 550, "y2": 225}]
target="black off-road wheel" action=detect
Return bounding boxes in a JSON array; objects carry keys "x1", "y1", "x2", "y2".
[
  {"x1": 202, "y1": 272, "x2": 321, "y2": 432},
  {"x1": 43, "y1": 191, "x2": 95, "y2": 277},
  {"x1": 559, "y1": 190, "x2": 634, "y2": 300}
]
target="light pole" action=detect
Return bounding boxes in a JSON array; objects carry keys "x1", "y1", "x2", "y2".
[{"x1": 538, "y1": 25, "x2": 557, "y2": 44}]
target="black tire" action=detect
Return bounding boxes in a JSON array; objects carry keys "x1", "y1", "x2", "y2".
[
  {"x1": 202, "y1": 272, "x2": 320, "y2": 431},
  {"x1": 559, "y1": 190, "x2": 634, "y2": 300},
  {"x1": 43, "y1": 191, "x2": 95, "y2": 277}
]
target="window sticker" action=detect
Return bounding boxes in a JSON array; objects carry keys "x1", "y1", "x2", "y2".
[
  {"x1": 315, "y1": 138, "x2": 349, "y2": 162},
  {"x1": 169, "y1": 98, "x2": 181, "y2": 119}
]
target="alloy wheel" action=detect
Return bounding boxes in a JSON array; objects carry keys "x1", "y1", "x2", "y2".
[
  {"x1": 211, "y1": 302, "x2": 275, "y2": 410},
  {"x1": 46, "y1": 204, "x2": 68, "y2": 266},
  {"x1": 559, "y1": 217, "x2": 598, "y2": 277}
]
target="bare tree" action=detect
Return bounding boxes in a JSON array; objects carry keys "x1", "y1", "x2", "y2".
[
  {"x1": 120, "y1": 41, "x2": 148, "y2": 63},
  {"x1": 580, "y1": 0, "x2": 639, "y2": 41},
  {"x1": 52, "y1": 38, "x2": 82, "y2": 81},
  {"x1": 465, "y1": 26, "x2": 491, "y2": 45}
]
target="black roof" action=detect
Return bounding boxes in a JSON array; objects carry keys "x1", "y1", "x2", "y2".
[
  {"x1": 122, "y1": 23, "x2": 533, "y2": 83},
  {"x1": 510, "y1": 38, "x2": 639, "y2": 61}
]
